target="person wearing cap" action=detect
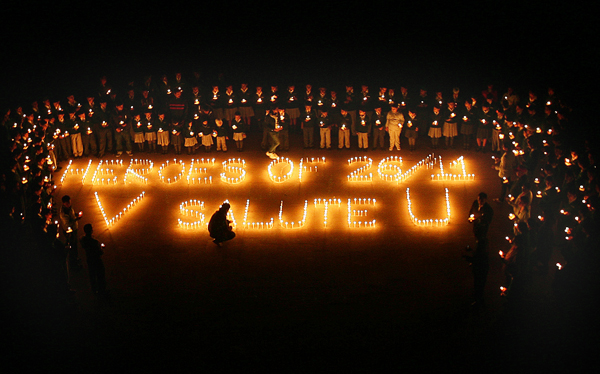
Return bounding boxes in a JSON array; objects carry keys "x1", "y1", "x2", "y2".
[
  {"x1": 371, "y1": 103, "x2": 386, "y2": 150},
  {"x1": 264, "y1": 106, "x2": 282, "y2": 159},
  {"x1": 231, "y1": 111, "x2": 247, "y2": 151},
  {"x1": 208, "y1": 202, "x2": 235, "y2": 247},
  {"x1": 356, "y1": 108, "x2": 371, "y2": 151},
  {"x1": 318, "y1": 108, "x2": 332, "y2": 150},
  {"x1": 335, "y1": 106, "x2": 351, "y2": 150},
  {"x1": 111, "y1": 102, "x2": 132, "y2": 157},
  {"x1": 386, "y1": 104, "x2": 404, "y2": 151},
  {"x1": 301, "y1": 103, "x2": 317, "y2": 149}
]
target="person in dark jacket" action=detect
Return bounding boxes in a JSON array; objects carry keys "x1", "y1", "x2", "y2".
[{"x1": 208, "y1": 203, "x2": 235, "y2": 247}]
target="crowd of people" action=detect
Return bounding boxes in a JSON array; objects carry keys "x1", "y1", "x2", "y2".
[{"x1": 1, "y1": 72, "x2": 597, "y2": 306}]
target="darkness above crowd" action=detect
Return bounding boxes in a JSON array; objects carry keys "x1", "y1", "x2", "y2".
[{"x1": 1, "y1": 2, "x2": 593, "y2": 120}]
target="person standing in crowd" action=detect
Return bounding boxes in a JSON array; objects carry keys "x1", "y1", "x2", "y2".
[
  {"x1": 231, "y1": 111, "x2": 246, "y2": 151},
  {"x1": 493, "y1": 141, "x2": 517, "y2": 203},
  {"x1": 428, "y1": 105, "x2": 443, "y2": 149},
  {"x1": 238, "y1": 83, "x2": 254, "y2": 127},
  {"x1": 460, "y1": 99, "x2": 476, "y2": 150},
  {"x1": 278, "y1": 107, "x2": 290, "y2": 152},
  {"x1": 338, "y1": 106, "x2": 352, "y2": 150},
  {"x1": 144, "y1": 109, "x2": 157, "y2": 153},
  {"x1": 111, "y1": 102, "x2": 132, "y2": 157},
  {"x1": 156, "y1": 112, "x2": 170, "y2": 154},
  {"x1": 214, "y1": 118, "x2": 228, "y2": 152},
  {"x1": 386, "y1": 104, "x2": 404, "y2": 151},
  {"x1": 264, "y1": 106, "x2": 282, "y2": 159},
  {"x1": 465, "y1": 192, "x2": 494, "y2": 307},
  {"x1": 356, "y1": 108, "x2": 370, "y2": 151},
  {"x1": 371, "y1": 103, "x2": 386, "y2": 150},
  {"x1": 59, "y1": 195, "x2": 82, "y2": 271},
  {"x1": 94, "y1": 99, "x2": 112, "y2": 157},
  {"x1": 208, "y1": 202, "x2": 235, "y2": 247},
  {"x1": 301, "y1": 103, "x2": 316, "y2": 149},
  {"x1": 318, "y1": 108, "x2": 332, "y2": 150},
  {"x1": 80, "y1": 223, "x2": 107, "y2": 295},
  {"x1": 404, "y1": 108, "x2": 420, "y2": 151},
  {"x1": 443, "y1": 100, "x2": 459, "y2": 149}
]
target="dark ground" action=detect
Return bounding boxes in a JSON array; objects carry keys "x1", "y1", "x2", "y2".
[{"x1": 2, "y1": 132, "x2": 598, "y2": 373}]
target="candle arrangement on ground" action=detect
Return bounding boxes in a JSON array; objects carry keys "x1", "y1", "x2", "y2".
[
  {"x1": 299, "y1": 157, "x2": 325, "y2": 182},
  {"x1": 347, "y1": 156, "x2": 373, "y2": 182},
  {"x1": 242, "y1": 199, "x2": 274, "y2": 229},
  {"x1": 178, "y1": 200, "x2": 206, "y2": 229},
  {"x1": 279, "y1": 200, "x2": 309, "y2": 228},
  {"x1": 94, "y1": 191, "x2": 146, "y2": 227},
  {"x1": 268, "y1": 157, "x2": 294, "y2": 183},
  {"x1": 377, "y1": 156, "x2": 403, "y2": 181},
  {"x1": 347, "y1": 198, "x2": 376, "y2": 228},
  {"x1": 220, "y1": 158, "x2": 246, "y2": 184},
  {"x1": 406, "y1": 187, "x2": 451, "y2": 226},
  {"x1": 158, "y1": 159, "x2": 185, "y2": 184}
]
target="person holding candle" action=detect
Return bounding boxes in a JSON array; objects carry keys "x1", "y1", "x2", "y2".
[
  {"x1": 93, "y1": 99, "x2": 113, "y2": 158},
  {"x1": 443, "y1": 101, "x2": 459, "y2": 149},
  {"x1": 132, "y1": 112, "x2": 146, "y2": 153},
  {"x1": 476, "y1": 102, "x2": 493, "y2": 152},
  {"x1": 404, "y1": 108, "x2": 420, "y2": 152},
  {"x1": 208, "y1": 202, "x2": 235, "y2": 247},
  {"x1": 68, "y1": 111, "x2": 84, "y2": 158},
  {"x1": 80, "y1": 223, "x2": 107, "y2": 295},
  {"x1": 111, "y1": 102, "x2": 132, "y2": 157},
  {"x1": 198, "y1": 113, "x2": 214, "y2": 153},
  {"x1": 338, "y1": 107, "x2": 352, "y2": 150},
  {"x1": 214, "y1": 118, "x2": 228, "y2": 152},
  {"x1": 428, "y1": 105, "x2": 443, "y2": 149},
  {"x1": 253, "y1": 85, "x2": 267, "y2": 134},
  {"x1": 184, "y1": 119, "x2": 198, "y2": 154},
  {"x1": 460, "y1": 99, "x2": 476, "y2": 150},
  {"x1": 59, "y1": 195, "x2": 82, "y2": 271},
  {"x1": 144, "y1": 109, "x2": 157, "y2": 153},
  {"x1": 318, "y1": 108, "x2": 332, "y2": 150},
  {"x1": 238, "y1": 83, "x2": 254, "y2": 127},
  {"x1": 223, "y1": 84, "x2": 237, "y2": 128},
  {"x1": 356, "y1": 108, "x2": 371, "y2": 151},
  {"x1": 371, "y1": 103, "x2": 386, "y2": 150},
  {"x1": 301, "y1": 103, "x2": 317, "y2": 149},
  {"x1": 465, "y1": 192, "x2": 494, "y2": 307},
  {"x1": 386, "y1": 104, "x2": 404, "y2": 151},
  {"x1": 493, "y1": 141, "x2": 517, "y2": 203},
  {"x1": 264, "y1": 106, "x2": 282, "y2": 159},
  {"x1": 278, "y1": 107, "x2": 290, "y2": 152},
  {"x1": 156, "y1": 112, "x2": 170, "y2": 154},
  {"x1": 231, "y1": 111, "x2": 247, "y2": 152}
]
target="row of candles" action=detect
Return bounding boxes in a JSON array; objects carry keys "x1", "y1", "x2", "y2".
[
  {"x1": 406, "y1": 187, "x2": 451, "y2": 226},
  {"x1": 346, "y1": 198, "x2": 376, "y2": 228},
  {"x1": 347, "y1": 157, "x2": 373, "y2": 182},
  {"x1": 178, "y1": 200, "x2": 206, "y2": 229},
  {"x1": 268, "y1": 157, "x2": 295, "y2": 183},
  {"x1": 220, "y1": 159, "x2": 247, "y2": 184},
  {"x1": 95, "y1": 191, "x2": 146, "y2": 227},
  {"x1": 298, "y1": 157, "x2": 325, "y2": 182},
  {"x1": 278, "y1": 200, "x2": 309, "y2": 228}
]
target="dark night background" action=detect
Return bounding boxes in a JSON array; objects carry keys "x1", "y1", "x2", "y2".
[
  {"x1": 2, "y1": 1, "x2": 599, "y2": 372},
  {"x1": 1, "y1": 1, "x2": 595, "y2": 124}
]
